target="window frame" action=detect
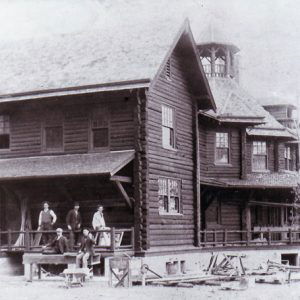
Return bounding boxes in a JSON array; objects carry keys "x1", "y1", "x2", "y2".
[
  {"x1": 158, "y1": 177, "x2": 182, "y2": 216},
  {"x1": 42, "y1": 120, "x2": 64, "y2": 153},
  {"x1": 252, "y1": 141, "x2": 268, "y2": 172},
  {"x1": 161, "y1": 104, "x2": 176, "y2": 150},
  {"x1": 89, "y1": 107, "x2": 110, "y2": 152},
  {"x1": 214, "y1": 131, "x2": 230, "y2": 165},
  {"x1": 284, "y1": 145, "x2": 293, "y2": 171},
  {"x1": 0, "y1": 115, "x2": 10, "y2": 151}
]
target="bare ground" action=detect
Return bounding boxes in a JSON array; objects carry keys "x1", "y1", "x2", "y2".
[{"x1": 1, "y1": 276, "x2": 300, "y2": 300}]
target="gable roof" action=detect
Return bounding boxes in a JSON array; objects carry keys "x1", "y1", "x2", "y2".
[{"x1": 0, "y1": 18, "x2": 215, "y2": 110}]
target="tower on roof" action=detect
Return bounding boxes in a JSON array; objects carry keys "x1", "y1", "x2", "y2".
[{"x1": 197, "y1": 23, "x2": 240, "y2": 80}]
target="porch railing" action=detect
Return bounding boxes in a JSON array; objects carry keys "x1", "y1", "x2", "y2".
[
  {"x1": 0, "y1": 227, "x2": 134, "y2": 252},
  {"x1": 199, "y1": 228, "x2": 300, "y2": 248}
]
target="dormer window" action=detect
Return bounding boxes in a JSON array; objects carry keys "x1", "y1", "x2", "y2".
[
  {"x1": 252, "y1": 141, "x2": 268, "y2": 171},
  {"x1": 0, "y1": 115, "x2": 10, "y2": 150}
]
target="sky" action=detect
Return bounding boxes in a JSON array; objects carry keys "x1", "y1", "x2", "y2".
[{"x1": 0, "y1": 0, "x2": 299, "y2": 106}]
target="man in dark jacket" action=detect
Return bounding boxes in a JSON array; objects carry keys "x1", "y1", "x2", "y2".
[
  {"x1": 42, "y1": 228, "x2": 69, "y2": 254},
  {"x1": 76, "y1": 229, "x2": 95, "y2": 268},
  {"x1": 66, "y1": 202, "x2": 82, "y2": 250}
]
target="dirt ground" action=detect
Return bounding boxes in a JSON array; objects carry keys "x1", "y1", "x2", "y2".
[{"x1": 1, "y1": 276, "x2": 300, "y2": 300}]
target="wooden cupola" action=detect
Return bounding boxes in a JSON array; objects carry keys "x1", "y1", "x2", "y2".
[{"x1": 197, "y1": 24, "x2": 240, "y2": 80}]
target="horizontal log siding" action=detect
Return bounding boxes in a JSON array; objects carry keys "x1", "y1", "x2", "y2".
[
  {"x1": 0, "y1": 96, "x2": 135, "y2": 158},
  {"x1": 199, "y1": 124, "x2": 241, "y2": 178},
  {"x1": 147, "y1": 50, "x2": 196, "y2": 248}
]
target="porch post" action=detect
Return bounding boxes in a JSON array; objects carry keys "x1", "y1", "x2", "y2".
[{"x1": 242, "y1": 202, "x2": 251, "y2": 243}]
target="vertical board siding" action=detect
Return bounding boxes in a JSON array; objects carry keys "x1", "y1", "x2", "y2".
[{"x1": 147, "y1": 50, "x2": 196, "y2": 248}]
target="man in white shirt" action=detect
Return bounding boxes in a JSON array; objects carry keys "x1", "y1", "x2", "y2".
[{"x1": 92, "y1": 205, "x2": 110, "y2": 245}]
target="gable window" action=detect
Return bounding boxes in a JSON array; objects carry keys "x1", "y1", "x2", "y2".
[
  {"x1": 165, "y1": 58, "x2": 171, "y2": 80},
  {"x1": 284, "y1": 146, "x2": 293, "y2": 171},
  {"x1": 90, "y1": 108, "x2": 109, "y2": 150},
  {"x1": 0, "y1": 115, "x2": 10, "y2": 150},
  {"x1": 158, "y1": 178, "x2": 181, "y2": 214},
  {"x1": 215, "y1": 132, "x2": 229, "y2": 164},
  {"x1": 252, "y1": 141, "x2": 267, "y2": 171},
  {"x1": 162, "y1": 105, "x2": 175, "y2": 149},
  {"x1": 43, "y1": 123, "x2": 63, "y2": 152}
]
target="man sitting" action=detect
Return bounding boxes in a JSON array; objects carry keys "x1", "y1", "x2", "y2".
[
  {"x1": 42, "y1": 228, "x2": 69, "y2": 254},
  {"x1": 76, "y1": 229, "x2": 96, "y2": 268}
]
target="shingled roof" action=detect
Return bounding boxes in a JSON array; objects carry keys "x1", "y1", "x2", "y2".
[
  {"x1": 202, "y1": 78, "x2": 265, "y2": 124},
  {"x1": 0, "y1": 23, "x2": 176, "y2": 97},
  {"x1": 0, "y1": 150, "x2": 135, "y2": 180}
]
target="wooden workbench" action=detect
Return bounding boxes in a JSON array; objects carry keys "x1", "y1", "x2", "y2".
[{"x1": 22, "y1": 252, "x2": 100, "y2": 282}]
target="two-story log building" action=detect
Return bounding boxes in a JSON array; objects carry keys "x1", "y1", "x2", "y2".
[{"x1": 0, "y1": 19, "x2": 218, "y2": 276}]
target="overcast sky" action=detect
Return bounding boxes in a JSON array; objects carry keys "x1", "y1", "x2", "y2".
[{"x1": 0, "y1": 0, "x2": 299, "y2": 105}]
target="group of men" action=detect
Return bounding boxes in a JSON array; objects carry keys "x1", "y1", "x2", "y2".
[{"x1": 39, "y1": 201, "x2": 109, "y2": 268}]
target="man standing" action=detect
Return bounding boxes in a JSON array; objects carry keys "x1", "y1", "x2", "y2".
[
  {"x1": 66, "y1": 202, "x2": 82, "y2": 250},
  {"x1": 92, "y1": 205, "x2": 110, "y2": 245},
  {"x1": 38, "y1": 202, "x2": 57, "y2": 245},
  {"x1": 42, "y1": 228, "x2": 69, "y2": 254},
  {"x1": 76, "y1": 229, "x2": 95, "y2": 268}
]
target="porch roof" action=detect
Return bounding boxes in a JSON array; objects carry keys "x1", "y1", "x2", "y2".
[
  {"x1": 0, "y1": 150, "x2": 135, "y2": 180},
  {"x1": 201, "y1": 172, "x2": 300, "y2": 189}
]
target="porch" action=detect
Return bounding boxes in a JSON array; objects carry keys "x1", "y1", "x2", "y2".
[{"x1": 199, "y1": 226, "x2": 300, "y2": 249}]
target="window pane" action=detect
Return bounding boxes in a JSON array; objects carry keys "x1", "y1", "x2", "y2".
[
  {"x1": 216, "y1": 132, "x2": 228, "y2": 148},
  {"x1": 253, "y1": 155, "x2": 267, "y2": 171},
  {"x1": 0, "y1": 134, "x2": 9, "y2": 149},
  {"x1": 253, "y1": 141, "x2": 266, "y2": 155},
  {"x1": 93, "y1": 128, "x2": 109, "y2": 148},
  {"x1": 216, "y1": 148, "x2": 229, "y2": 164},
  {"x1": 45, "y1": 126, "x2": 63, "y2": 150},
  {"x1": 162, "y1": 106, "x2": 173, "y2": 128},
  {"x1": 162, "y1": 127, "x2": 175, "y2": 149}
]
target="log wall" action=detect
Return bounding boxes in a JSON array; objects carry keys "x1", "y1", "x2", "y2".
[
  {"x1": 146, "y1": 49, "x2": 197, "y2": 248},
  {"x1": 0, "y1": 92, "x2": 135, "y2": 159}
]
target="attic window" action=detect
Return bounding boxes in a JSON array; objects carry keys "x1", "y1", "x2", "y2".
[{"x1": 165, "y1": 59, "x2": 172, "y2": 80}]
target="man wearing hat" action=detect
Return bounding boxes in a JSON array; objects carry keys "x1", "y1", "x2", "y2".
[
  {"x1": 42, "y1": 228, "x2": 69, "y2": 254},
  {"x1": 66, "y1": 202, "x2": 82, "y2": 250}
]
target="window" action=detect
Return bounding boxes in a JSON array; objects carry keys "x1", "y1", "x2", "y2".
[
  {"x1": 90, "y1": 108, "x2": 109, "y2": 150},
  {"x1": 252, "y1": 141, "x2": 268, "y2": 171},
  {"x1": 284, "y1": 146, "x2": 293, "y2": 171},
  {"x1": 215, "y1": 132, "x2": 229, "y2": 164},
  {"x1": 165, "y1": 58, "x2": 171, "y2": 80},
  {"x1": 162, "y1": 105, "x2": 175, "y2": 149},
  {"x1": 0, "y1": 115, "x2": 10, "y2": 150},
  {"x1": 43, "y1": 124, "x2": 63, "y2": 151},
  {"x1": 158, "y1": 178, "x2": 181, "y2": 214}
]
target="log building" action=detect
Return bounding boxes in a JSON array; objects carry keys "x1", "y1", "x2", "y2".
[{"x1": 0, "y1": 17, "x2": 300, "y2": 277}]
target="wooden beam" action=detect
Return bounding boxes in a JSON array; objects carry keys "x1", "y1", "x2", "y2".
[
  {"x1": 113, "y1": 180, "x2": 133, "y2": 209},
  {"x1": 110, "y1": 175, "x2": 132, "y2": 184},
  {"x1": 194, "y1": 102, "x2": 201, "y2": 247},
  {"x1": 249, "y1": 200, "x2": 299, "y2": 208}
]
